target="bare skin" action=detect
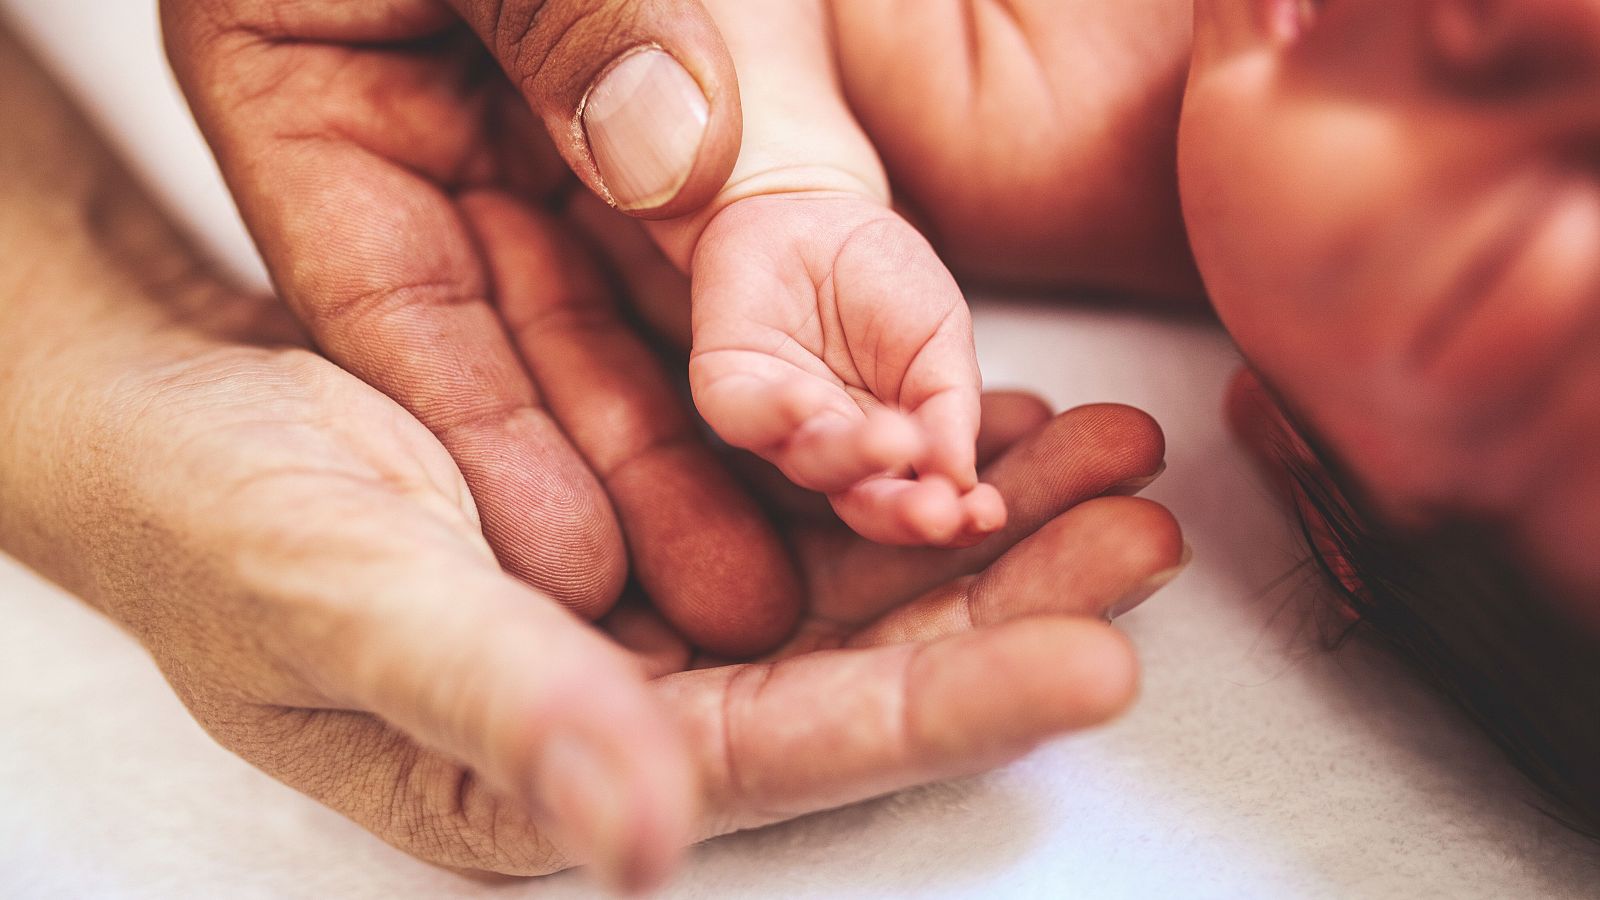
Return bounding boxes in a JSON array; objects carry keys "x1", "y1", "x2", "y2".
[
  {"x1": 0, "y1": 25, "x2": 1185, "y2": 892},
  {"x1": 686, "y1": 0, "x2": 1600, "y2": 611},
  {"x1": 134, "y1": 5, "x2": 1600, "y2": 889},
  {"x1": 665, "y1": 0, "x2": 1206, "y2": 542},
  {"x1": 164, "y1": 0, "x2": 1206, "y2": 552},
  {"x1": 1181, "y1": 0, "x2": 1600, "y2": 610},
  {"x1": 160, "y1": 0, "x2": 773, "y2": 634},
  {"x1": 826, "y1": 1, "x2": 1202, "y2": 299}
]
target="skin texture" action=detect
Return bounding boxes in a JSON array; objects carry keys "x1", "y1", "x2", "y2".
[
  {"x1": 162, "y1": 0, "x2": 1000, "y2": 552},
  {"x1": 666, "y1": 0, "x2": 1207, "y2": 542},
  {"x1": 160, "y1": 0, "x2": 762, "y2": 633},
  {"x1": 1180, "y1": 0, "x2": 1600, "y2": 609},
  {"x1": 146, "y1": 5, "x2": 1600, "y2": 886},
  {"x1": 687, "y1": 193, "x2": 998, "y2": 547},
  {"x1": 164, "y1": 0, "x2": 1211, "y2": 552},
  {"x1": 0, "y1": 26, "x2": 1185, "y2": 892},
  {"x1": 626, "y1": 0, "x2": 999, "y2": 547}
]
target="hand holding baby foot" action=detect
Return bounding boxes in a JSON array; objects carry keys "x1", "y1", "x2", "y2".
[{"x1": 690, "y1": 194, "x2": 1003, "y2": 546}]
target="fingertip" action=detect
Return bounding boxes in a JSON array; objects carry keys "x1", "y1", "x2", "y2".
[
  {"x1": 990, "y1": 618, "x2": 1141, "y2": 729},
  {"x1": 935, "y1": 484, "x2": 1008, "y2": 549},
  {"x1": 902, "y1": 476, "x2": 965, "y2": 545},
  {"x1": 977, "y1": 403, "x2": 1171, "y2": 535},
  {"x1": 1063, "y1": 404, "x2": 1167, "y2": 481},
  {"x1": 577, "y1": 727, "x2": 699, "y2": 895},
  {"x1": 610, "y1": 779, "x2": 696, "y2": 895},
  {"x1": 513, "y1": 649, "x2": 697, "y2": 893},
  {"x1": 907, "y1": 619, "x2": 1141, "y2": 765},
  {"x1": 603, "y1": 44, "x2": 742, "y2": 222},
  {"x1": 1055, "y1": 622, "x2": 1141, "y2": 724},
  {"x1": 1079, "y1": 496, "x2": 1187, "y2": 582},
  {"x1": 782, "y1": 411, "x2": 855, "y2": 489},
  {"x1": 501, "y1": 0, "x2": 741, "y2": 223},
  {"x1": 783, "y1": 410, "x2": 881, "y2": 494},
  {"x1": 694, "y1": 372, "x2": 836, "y2": 454},
  {"x1": 980, "y1": 391, "x2": 1053, "y2": 434},
  {"x1": 908, "y1": 390, "x2": 982, "y2": 491},
  {"x1": 963, "y1": 483, "x2": 1008, "y2": 534}
]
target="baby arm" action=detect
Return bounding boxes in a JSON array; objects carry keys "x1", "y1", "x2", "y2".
[{"x1": 648, "y1": 0, "x2": 1004, "y2": 547}]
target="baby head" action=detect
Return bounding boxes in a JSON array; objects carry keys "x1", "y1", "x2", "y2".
[{"x1": 1179, "y1": 0, "x2": 1600, "y2": 832}]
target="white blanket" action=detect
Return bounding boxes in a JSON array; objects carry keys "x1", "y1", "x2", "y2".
[{"x1": 2, "y1": 2, "x2": 1595, "y2": 897}]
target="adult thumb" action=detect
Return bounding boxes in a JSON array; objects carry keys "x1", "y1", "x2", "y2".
[
  {"x1": 311, "y1": 556, "x2": 698, "y2": 890},
  {"x1": 448, "y1": 0, "x2": 740, "y2": 218}
]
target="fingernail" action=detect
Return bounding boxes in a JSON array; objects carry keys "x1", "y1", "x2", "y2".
[
  {"x1": 1108, "y1": 543, "x2": 1193, "y2": 621},
  {"x1": 1108, "y1": 461, "x2": 1167, "y2": 496},
  {"x1": 536, "y1": 734, "x2": 633, "y2": 886},
  {"x1": 582, "y1": 47, "x2": 710, "y2": 211}
]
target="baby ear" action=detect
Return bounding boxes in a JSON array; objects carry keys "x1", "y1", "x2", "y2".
[{"x1": 1423, "y1": 0, "x2": 1600, "y2": 98}]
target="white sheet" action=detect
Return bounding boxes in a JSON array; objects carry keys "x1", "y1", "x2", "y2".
[{"x1": 2, "y1": 2, "x2": 1596, "y2": 897}]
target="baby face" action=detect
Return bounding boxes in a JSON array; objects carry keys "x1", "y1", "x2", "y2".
[{"x1": 1180, "y1": 0, "x2": 1600, "y2": 608}]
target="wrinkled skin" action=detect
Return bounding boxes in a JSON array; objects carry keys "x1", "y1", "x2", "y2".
[
  {"x1": 2, "y1": 26, "x2": 1185, "y2": 891},
  {"x1": 164, "y1": 0, "x2": 1205, "y2": 551},
  {"x1": 161, "y1": 0, "x2": 780, "y2": 639},
  {"x1": 58, "y1": 329, "x2": 1177, "y2": 884}
]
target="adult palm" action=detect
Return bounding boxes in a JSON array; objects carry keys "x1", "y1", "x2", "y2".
[
  {"x1": 161, "y1": 0, "x2": 767, "y2": 651},
  {"x1": 73, "y1": 201, "x2": 1179, "y2": 892},
  {"x1": 154, "y1": 2, "x2": 1191, "y2": 884}
]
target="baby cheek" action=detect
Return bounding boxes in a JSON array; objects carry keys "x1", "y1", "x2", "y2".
[
  {"x1": 1407, "y1": 182, "x2": 1600, "y2": 428},
  {"x1": 1192, "y1": 114, "x2": 1420, "y2": 352}
]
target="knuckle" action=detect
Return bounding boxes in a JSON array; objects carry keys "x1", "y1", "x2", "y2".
[
  {"x1": 700, "y1": 662, "x2": 783, "y2": 832},
  {"x1": 399, "y1": 787, "x2": 569, "y2": 876},
  {"x1": 383, "y1": 756, "x2": 498, "y2": 866},
  {"x1": 483, "y1": 0, "x2": 641, "y2": 102},
  {"x1": 236, "y1": 709, "x2": 570, "y2": 876}
]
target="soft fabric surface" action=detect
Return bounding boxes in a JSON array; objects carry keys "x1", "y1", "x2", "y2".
[{"x1": 2, "y1": 2, "x2": 1596, "y2": 897}]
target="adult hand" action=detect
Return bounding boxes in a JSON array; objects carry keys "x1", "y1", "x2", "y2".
[
  {"x1": 5, "y1": 17, "x2": 1185, "y2": 892},
  {"x1": 160, "y1": 0, "x2": 756, "y2": 638},
  {"x1": 293, "y1": 197, "x2": 1183, "y2": 879},
  {"x1": 8, "y1": 211, "x2": 1179, "y2": 893},
  {"x1": 54, "y1": 337, "x2": 1176, "y2": 890}
]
